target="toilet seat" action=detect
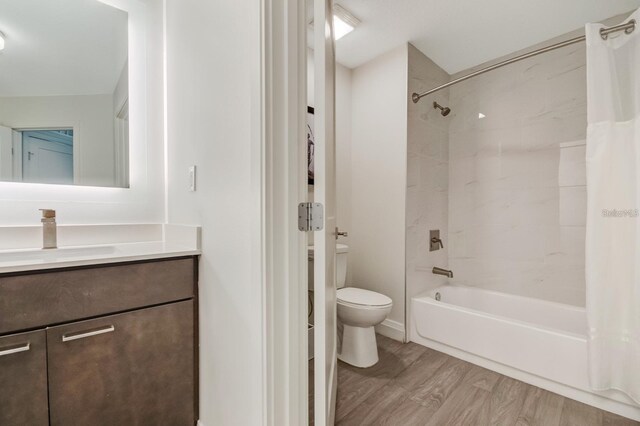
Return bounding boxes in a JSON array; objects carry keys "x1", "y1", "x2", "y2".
[{"x1": 337, "y1": 287, "x2": 392, "y2": 309}]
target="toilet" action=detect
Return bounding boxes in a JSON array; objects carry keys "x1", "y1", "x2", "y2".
[{"x1": 309, "y1": 244, "x2": 392, "y2": 368}]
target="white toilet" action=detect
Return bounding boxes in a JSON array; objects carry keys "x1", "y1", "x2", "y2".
[{"x1": 309, "y1": 244, "x2": 392, "y2": 368}]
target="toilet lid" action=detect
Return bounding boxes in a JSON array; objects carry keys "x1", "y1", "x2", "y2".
[{"x1": 337, "y1": 287, "x2": 392, "y2": 307}]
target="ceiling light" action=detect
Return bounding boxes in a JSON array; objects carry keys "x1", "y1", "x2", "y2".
[
  {"x1": 333, "y1": 5, "x2": 360, "y2": 41},
  {"x1": 478, "y1": 113, "x2": 486, "y2": 119},
  {"x1": 0, "y1": 32, "x2": 4, "y2": 51}
]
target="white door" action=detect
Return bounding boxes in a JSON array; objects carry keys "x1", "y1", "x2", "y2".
[
  {"x1": 313, "y1": 0, "x2": 337, "y2": 424},
  {"x1": 22, "y1": 131, "x2": 74, "y2": 185}
]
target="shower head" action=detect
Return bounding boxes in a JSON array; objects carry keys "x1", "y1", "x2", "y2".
[{"x1": 433, "y1": 101, "x2": 451, "y2": 117}]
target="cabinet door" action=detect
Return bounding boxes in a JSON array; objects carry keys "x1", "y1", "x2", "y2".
[
  {"x1": 0, "y1": 330, "x2": 48, "y2": 426},
  {"x1": 47, "y1": 300, "x2": 195, "y2": 426}
]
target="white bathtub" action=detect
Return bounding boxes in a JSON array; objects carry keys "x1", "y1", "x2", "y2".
[{"x1": 410, "y1": 285, "x2": 640, "y2": 421}]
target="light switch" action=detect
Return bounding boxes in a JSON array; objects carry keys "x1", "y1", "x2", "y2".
[{"x1": 188, "y1": 166, "x2": 196, "y2": 192}]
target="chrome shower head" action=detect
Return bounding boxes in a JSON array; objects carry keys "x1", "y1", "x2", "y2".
[{"x1": 433, "y1": 101, "x2": 451, "y2": 117}]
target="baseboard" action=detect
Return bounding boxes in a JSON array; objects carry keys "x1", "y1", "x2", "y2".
[
  {"x1": 375, "y1": 319, "x2": 405, "y2": 342},
  {"x1": 410, "y1": 336, "x2": 640, "y2": 422}
]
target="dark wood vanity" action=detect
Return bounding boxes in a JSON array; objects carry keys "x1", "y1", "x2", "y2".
[{"x1": 0, "y1": 256, "x2": 198, "y2": 426}]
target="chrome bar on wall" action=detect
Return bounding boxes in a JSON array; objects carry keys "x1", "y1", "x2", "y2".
[{"x1": 411, "y1": 18, "x2": 636, "y2": 103}]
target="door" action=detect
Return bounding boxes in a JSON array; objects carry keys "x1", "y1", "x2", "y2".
[
  {"x1": 46, "y1": 301, "x2": 195, "y2": 426},
  {"x1": 0, "y1": 330, "x2": 49, "y2": 426},
  {"x1": 22, "y1": 130, "x2": 74, "y2": 185},
  {"x1": 313, "y1": 0, "x2": 337, "y2": 424}
]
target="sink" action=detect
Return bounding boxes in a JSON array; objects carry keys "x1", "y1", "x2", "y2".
[{"x1": 0, "y1": 246, "x2": 118, "y2": 263}]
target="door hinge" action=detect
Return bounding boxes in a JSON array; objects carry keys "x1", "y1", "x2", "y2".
[{"x1": 298, "y1": 202, "x2": 323, "y2": 232}]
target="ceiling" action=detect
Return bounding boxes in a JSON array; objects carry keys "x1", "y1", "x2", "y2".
[
  {"x1": 0, "y1": 0, "x2": 128, "y2": 97},
  {"x1": 324, "y1": 0, "x2": 640, "y2": 73}
]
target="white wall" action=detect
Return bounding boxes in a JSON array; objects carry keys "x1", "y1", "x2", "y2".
[
  {"x1": 164, "y1": 0, "x2": 263, "y2": 425},
  {"x1": 335, "y1": 63, "x2": 353, "y2": 280},
  {"x1": 0, "y1": 94, "x2": 116, "y2": 187},
  {"x1": 405, "y1": 44, "x2": 451, "y2": 323},
  {"x1": 0, "y1": 0, "x2": 165, "y2": 226},
  {"x1": 349, "y1": 45, "x2": 408, "y2": 330}
]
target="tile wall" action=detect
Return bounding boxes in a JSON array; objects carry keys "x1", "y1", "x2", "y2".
[
  {"x1": 405, "y1": 44, "x2": 452, "y2": 320},
  {"x1": 448, "y1": 39, "x2": 587, "y2": 306}
]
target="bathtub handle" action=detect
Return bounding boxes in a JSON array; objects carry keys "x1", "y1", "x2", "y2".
[{"x1": 431, "y1": 237, "x2": 444, "y2": 249}]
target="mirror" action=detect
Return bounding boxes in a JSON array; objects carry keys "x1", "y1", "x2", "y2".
[{"x1": 0, "y1": 0, "x2": 129, "y2": 188}]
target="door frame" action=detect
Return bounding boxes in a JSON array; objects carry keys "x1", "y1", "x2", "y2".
[{"x1": 260, "y1": 0, "x2": 309, "y2": 425}]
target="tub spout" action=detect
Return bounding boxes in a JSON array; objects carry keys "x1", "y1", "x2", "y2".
[{"x1": 432, "y1": 267, "x2": 453, "y2": 278}]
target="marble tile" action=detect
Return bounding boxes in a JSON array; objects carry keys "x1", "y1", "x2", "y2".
[
  {"x1": 513, "y1": 187, "x2": 561, "y2": 227},
  {"x1": 419, "y1": 157, "x2": 449, "y2": 193},
  {"x1": 406, "y1": 154, "x2": 421, "y2": 189},
  {"x1": 447, "y1": 32, "x2": 589, "y2": 306},
  {"x1": 558, "y1": 143, "x2": 587, "y2": 187},
  {"x1": 406, "y1": 44, "x2": 451, "y2": 305},
  {"x1": 542, "y1": 225, "x2": 586, "y2": 268},
  {"x1": 449, "y1": 192, "x2": 475, "y2": 233},
  {"x1": 559, "y1": 186, "x2": 587, "y2": 226},
  {"x1": 497, "y1": 148, "x2": 561, "y2": 190},
  {"x1": 544, "y1": 64, "x2": 587, "y2": 111},
  {"x1": 520, "y1": 114, "x2": 587, "y2": 151}
]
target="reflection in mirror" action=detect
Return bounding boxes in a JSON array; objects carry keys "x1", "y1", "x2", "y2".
[{"x1": 0, "y1": 0, "x2": 129, "y2": 188}]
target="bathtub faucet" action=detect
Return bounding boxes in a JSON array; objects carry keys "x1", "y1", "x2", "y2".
[{"x1": 432, "y1": 267, "x2": 453, "y2": 278}]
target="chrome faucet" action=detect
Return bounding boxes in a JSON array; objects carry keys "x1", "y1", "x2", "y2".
[
  {"x1": 432, "y1": 267, "x2": 453, "y2": 278},
  {"x1": 40, "y1": 209, "x2": 57, "y2": 249}
]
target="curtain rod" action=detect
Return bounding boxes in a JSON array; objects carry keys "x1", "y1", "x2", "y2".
[{"x1": 411, "y1": 18, "x2": 636, "y2": 104}]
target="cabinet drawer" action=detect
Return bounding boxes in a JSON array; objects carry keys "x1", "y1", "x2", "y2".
[
  {"x1": 0, "y1": 257, "x2": 195, "y2": 334},
  {"x1": 0, "y1": 330, "x2": 48, "y2": 426},
  {"x1": 47, "y1": 301, "x2": 195, "y2": 426}
]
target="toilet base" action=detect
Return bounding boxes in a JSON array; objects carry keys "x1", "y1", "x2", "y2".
[{"x1": 338, "y1": 323, "x2": 379, "y2": 368}]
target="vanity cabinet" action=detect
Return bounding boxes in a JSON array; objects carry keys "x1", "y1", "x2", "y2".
[
  {"x1": 0, "y1": 330, "x2": 49, "y2": 426},
  {"x1": 0, "y1": 258, "x2": 195, "y2": 335},
  {"x1": 0, "y1": 257, "x2": 198, "y2": 426},
  {"x1": 47, "y1": 301, "x2": 194, "y2": 425}
]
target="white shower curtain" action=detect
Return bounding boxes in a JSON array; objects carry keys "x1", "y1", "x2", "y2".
[{"x1": 585, "y1": 10, "x2": 640, "y2": 404}]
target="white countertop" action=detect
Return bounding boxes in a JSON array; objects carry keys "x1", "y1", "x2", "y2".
[
  {"x1": 0, "y1": 241, "x2": 200, "y2": 274},
  {"x1": 0, "y1": 224, "x2": 201, "y2": 274},
  {"x1": 0, "y1": 241, "x2": 201, "y2": 274}
]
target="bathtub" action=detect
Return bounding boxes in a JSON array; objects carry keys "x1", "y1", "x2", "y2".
[{"x1": 410, "y1": 285, "x2": 640, "y2": 421}]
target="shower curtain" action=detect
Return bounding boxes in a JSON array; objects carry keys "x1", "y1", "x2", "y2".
[{"x1": 585, "y1": 10, "x2": 640, "y2": 404}]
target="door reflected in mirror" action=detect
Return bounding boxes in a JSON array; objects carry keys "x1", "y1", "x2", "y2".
[{"x1": 0, "y1": 0, "x2": 129, "y2": 188}]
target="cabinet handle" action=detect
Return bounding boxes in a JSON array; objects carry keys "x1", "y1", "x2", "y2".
[
  {"x1": 62, "y1": 325, "x2": 115, "y2": 342},
  {"x1": 0, "y1": 342, "x2": 30, "y2": 357}
]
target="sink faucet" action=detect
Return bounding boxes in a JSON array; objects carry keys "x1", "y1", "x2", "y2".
[
  {"x1": 432, "y1": 267, "x2": 453, "y2": 278},
  {"x1": 40, "y1": 209, "x2": 57, "y2": 249}
]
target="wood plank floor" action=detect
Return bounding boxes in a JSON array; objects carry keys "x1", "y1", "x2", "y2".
[{"x1": 309, "y1": 334, "x2": 639, "y2": 426}]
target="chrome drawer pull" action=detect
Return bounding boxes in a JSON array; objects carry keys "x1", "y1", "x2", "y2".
[
  {"x1": 62, "y1": 325, "x2": 115, "y2": 342},
  {"x1": 0, "y1": 342, "x2": 30, "y2": 357}
]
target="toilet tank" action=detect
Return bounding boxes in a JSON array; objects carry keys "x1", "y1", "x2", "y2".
[{"x1": 308, "y1": 244, "x2": 349, "y2": 291}]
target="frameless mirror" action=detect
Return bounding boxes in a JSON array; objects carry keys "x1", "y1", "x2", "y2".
[{"x1": 0, "y1": 0, "x2": 129, "y2": 188}]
